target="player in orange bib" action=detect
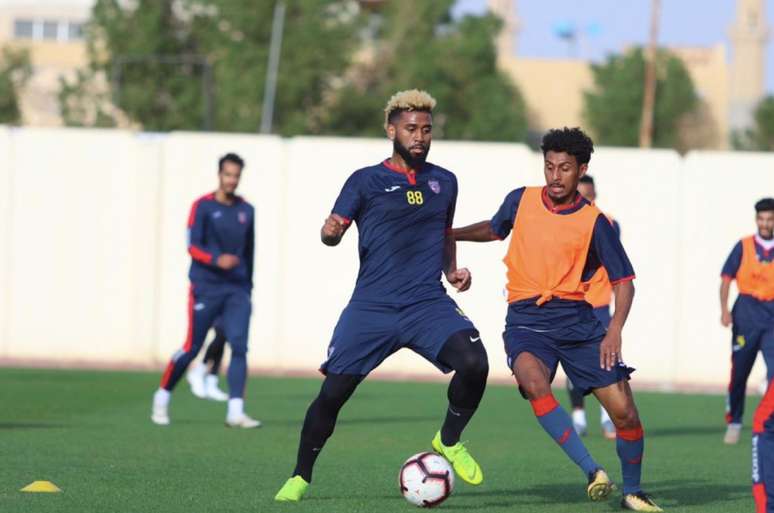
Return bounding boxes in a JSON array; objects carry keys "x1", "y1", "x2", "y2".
[
  {"x1": 453, "y1": 128, "x2": 661, "y2": 511},
  {"x1": 721, "y1": 198, "x2": 774, "y2": 446},
  {"x1": 568, "y1": 175, "x2": 617, "y2": 440}
]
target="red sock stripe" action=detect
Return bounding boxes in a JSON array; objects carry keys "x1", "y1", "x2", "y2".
[
  {"x1": 530, "y1": 394, "x2": 559, "y2": 417},
  {"x1": 617, "y1": 426, "x2": 644, "y2": 441},
  {"x1": 754, "y1": 483, "x2": 767, "y2": 513}
]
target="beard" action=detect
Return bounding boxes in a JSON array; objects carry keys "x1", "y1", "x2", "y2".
[{"x1": 394, "y1": 139, "x2": 429, "y2": 169}]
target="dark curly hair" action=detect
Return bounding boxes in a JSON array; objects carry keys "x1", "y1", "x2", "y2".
[
  {"x1": 540, "y1": 127, "x2": 594, "y2": 165},
  {"x1": 218, "y1": 152, "x2": 245, "y2": 172},
  {"x1": 755, "y1": 197, "x2": 774, "y2": 213}
]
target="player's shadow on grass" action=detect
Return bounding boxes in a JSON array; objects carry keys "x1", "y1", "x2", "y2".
[
  {"x1": 0, "y1": 422, "x2": 66, "y2": 430},
  {"x1": 453, "y1": 478, "x2": 748, "y2": 509}
]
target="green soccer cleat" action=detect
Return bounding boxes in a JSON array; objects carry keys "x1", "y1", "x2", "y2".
[
  {"x1": 621, "y1": 491, "x2": 663, "y2": 511},
  {"x1": 587, "y1": 468, "x2": 615, "y2": 501},
  {"x1": 274, "y1": 476, "x2": 309, "y2": 502},
  {"x1": 431, "y1": 431, "x2": 483, "y2": 485}
]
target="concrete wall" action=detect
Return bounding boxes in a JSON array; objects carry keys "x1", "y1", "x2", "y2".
[{"x1": 1, "y1": 126, "x2": 772, "y2": 389}]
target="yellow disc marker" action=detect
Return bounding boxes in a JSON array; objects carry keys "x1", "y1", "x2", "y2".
[{"x1": 20, "y1": 481, "x2": 61, "y2": 493}]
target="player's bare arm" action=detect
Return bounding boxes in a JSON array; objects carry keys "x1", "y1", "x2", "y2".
[
  {"x1": 600, "y1": 280, "x2": 634, "y2": 371},
  {"x1": 719, "y1": 278, "x2": 733, "y2": 327},
  {"x1": 321, "y1": 213, "x2": 349, "y2": 246},
  {"x1": 452, "y1": 221, "x2": 499, "y2": 242},
  {"x1": 443, "y1": 235, "x2": 471, "y2": 292}
]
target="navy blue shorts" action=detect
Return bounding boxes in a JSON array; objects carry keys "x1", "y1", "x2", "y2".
[
  {"x1": 504, "y1": 327, "x2": 634, "y2": 396},
  {"x1": 321, "y1": 296, "x2": 476, "y2": 376}
]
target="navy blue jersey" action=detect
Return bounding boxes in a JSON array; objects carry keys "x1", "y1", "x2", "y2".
[
  {"x1": 722, "y1": 238, "x2": 774, "y2": 328},
  {"x1": 490, "y1": 187, "x2": 635, "y2": 339},
  {"x1": 187, "y1": 193, "x2": 254, "y2": 290},
  {"x1": 332, "y1": 160, "x2": 457, "y2": 304}
]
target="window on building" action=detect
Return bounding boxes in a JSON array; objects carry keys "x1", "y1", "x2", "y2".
[
  {"x1": 68, "y1": 22, "x2": 84, "y2": 40},
  {"x1": 13, "y1": 19, "x2": 34, "y2": 39},
  {"x1": 42, "y1": 20, "x2": 58, "y2": 40}
]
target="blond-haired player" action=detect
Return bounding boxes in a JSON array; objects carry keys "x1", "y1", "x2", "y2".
[{"x1": 274, "y1": 90, "x2": 489, "y2": 502}]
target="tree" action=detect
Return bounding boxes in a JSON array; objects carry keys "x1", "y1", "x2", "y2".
[
  {"x1": 0, "y1": 47, "x2": 32, "y2": 125},
  {"x1": 60, "y1": 0, "x2": 361, "y2": 134},
  {"x1": 734, "y1": 96, "x2": 774, "y2": 151},
  {"x1": 316, "y1": 0, "x2": 528, "y2": 141},
  {"x1": 583, "y1": 47, "x2": 698, "y2": 148}
]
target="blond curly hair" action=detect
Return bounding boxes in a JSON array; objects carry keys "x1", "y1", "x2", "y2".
[{"x1": 384, "y1": 89, "x2": 437, "y2": 129}]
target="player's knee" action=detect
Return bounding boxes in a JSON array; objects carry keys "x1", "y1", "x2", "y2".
[
  {"x1": 519, "y1": 378, "x2": 551, "y2": 400},
  {"x1": 318, "y1": 375, "x2": 360, "y2": 411},
  {"x1": 457, "y1": 351, "x2": 489, "y2": 380},
  {"x1": 611, "y1": 408, "x2": 641, "y2": 430}
]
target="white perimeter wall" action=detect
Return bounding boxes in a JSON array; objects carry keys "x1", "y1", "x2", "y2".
[{"x1": 0, "y1": 126, "x2": 772, "y2": 389}]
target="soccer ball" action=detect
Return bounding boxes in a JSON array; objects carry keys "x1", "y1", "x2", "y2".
[{"x1": 399, "y1": 452, "x2": 454, "y2": 507}]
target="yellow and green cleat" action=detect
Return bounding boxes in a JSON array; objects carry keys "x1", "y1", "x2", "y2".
[
  {"x1": 586, "y1": 468, "x2": 615, "y2": 501},
  {"x1": 274, "y1": 475, "x2": 309, "y2": 502},
  {"x1": 431, "y1": 431, "x2": 483, "y2": 485},
  {"x1": 621, "y1": 491, "x2": 664, "y2": 511}
]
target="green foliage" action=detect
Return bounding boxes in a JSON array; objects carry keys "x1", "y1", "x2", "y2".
[
  {"x1": 61, "y1": 0, "x2": 361, "y2": 134},
  {"x1": 321, "y1": 0, "x2": 528, "y2": 142},
  {"x1": 62, "y1": 0, "x2": 526, "y2": 141},
  {"x1": 0, "y1": 47, "x2": 32, "y2": 125},
  {"x1": 734, "y1": 96, "x2": 774, "y2": 151},
  {"x1": 583, "y1": 47, "x2": 698, "y2": 148}
]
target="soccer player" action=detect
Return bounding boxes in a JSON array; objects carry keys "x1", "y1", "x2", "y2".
[
  {"x1": 274, "y1": 90, "x2": 489, "y2": 502},
  {"x1": 720, "y1": 198, "x2": 774, "y2": 445},
  {"x1": 150, "y1": 153, "x2": 260, "y2": 428},
  {"x1": 186, "y1": 319, "x2": 229, "y2": 401},
  {"x1": 753, "y1": 381, "x2": 774, "y2": 512},
  {"x1": 453, "y1": 128, "x2": 662, "y2": 511},
  {"x1": 568, "y1": 174, "x2": 617, "y2": 440}
]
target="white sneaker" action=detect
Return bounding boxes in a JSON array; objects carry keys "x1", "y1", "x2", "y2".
[
  {"x1": 724, "y1": 423, "x2": 742, "y2": 445},
  {"x1": 225, "y1": 414, "x2": 262, "y2": 429},
  {"x1": 572, "y1": 409, "x2": 588, "y2": 436},
  {"x1": 151, "y1": 397, "x2": 170, "y2": 426},
  {"x1": 204, "y1": 375, "x2": 229, "y2": 402},
  {"x1": 186, "y1": 363, "x2": 207, "y2": 399}
]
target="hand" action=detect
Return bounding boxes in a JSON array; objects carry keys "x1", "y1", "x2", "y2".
[
  {"x1": 321, "y1": 214, "x2": 347, "y2": 241},
  {"x1": 447, "y1": 268, "x2": 472, "y2": 292},
  {"x1": 216, "y1": 254, "x2": 240, "y2": 270},
  {"x1": 721, "y1": 310, "x2": 732, "y2": 328},
  {"x1": 599, "y1": 329, "x2": 622, "y2": 371}
]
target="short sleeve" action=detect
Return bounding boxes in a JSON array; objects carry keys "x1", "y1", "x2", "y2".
[
  {"x1": 611, "y1": 219, "x2": 621, "y2": 238},
  {"x1": 721, "y1": 241, "x2": 743, "y2": 280},
  {"x1": 591, "y1": 214, "x2": 635, "y2": 283},
  {"x1": 490, "y1": 188, "x2": 525, "y2": 240},
  {"x1": 331, "y1": 171, "x2": 363, "y2": 222}
]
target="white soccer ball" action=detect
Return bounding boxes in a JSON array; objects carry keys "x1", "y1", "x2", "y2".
[{"x1": 399, "y1": 452, "x2": 455, "y2": 507}]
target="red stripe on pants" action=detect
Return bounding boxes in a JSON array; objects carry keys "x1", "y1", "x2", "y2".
[{"x1": 754, "y1": 483, "x2": 767, "y2": 513}]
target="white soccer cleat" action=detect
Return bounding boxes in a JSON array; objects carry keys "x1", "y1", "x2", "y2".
[
  {"x1": 204, "y1": 375, "x2": 229, "y2": 402},
  {"x1": 225, "y1": 414, "x2": 262, "y2": 429},
  {"x1": 186, "y1": 363, "x2": 207, "y2": 399},
  {"x1": 151, "y1": 402, "x2": 170, "y2": 426}
]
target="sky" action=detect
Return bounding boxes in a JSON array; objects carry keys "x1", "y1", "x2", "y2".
[{"x1": 453, "y1": 0, "x2": 774, "y2": 93}]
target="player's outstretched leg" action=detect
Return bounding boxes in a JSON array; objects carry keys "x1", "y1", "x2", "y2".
[
  {"x1": 431, "y1": 330, "x2": 489, "y2": 486},
  {"x1": 152, "y1": 289, "x2": 219, "y2": 425},
  {"x1": 594, "y1": 381, "x2": 663, "y2": 512},
  {"x1": 514, "y1": 353, "x2": 612, "y2": 502},
  {"x1": 753, "y1": 381, "x2": 774, "y2": 512},
  {"x1": 275, "y1": 374, "x2": 363, "y2": 502},
  {"x1": 567, "y1": 379, "x2": 588, "y2": 436}
]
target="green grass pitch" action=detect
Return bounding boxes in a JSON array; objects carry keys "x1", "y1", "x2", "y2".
[{"x1": 0, "y1": 368, "x2": 755, "y2": 512}]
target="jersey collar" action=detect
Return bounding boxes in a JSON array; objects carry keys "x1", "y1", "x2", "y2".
[
  {"x1": 383, "y1": 159, "x2": 421, "y2": 185},
  {"x1": 541, "y1": 186, "x2": 586, "y2": 214}
]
